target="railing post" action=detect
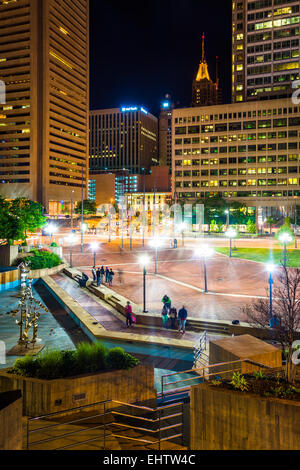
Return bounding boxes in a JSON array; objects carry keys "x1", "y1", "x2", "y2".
[
  {"x1": 103, "y1": 402, "x2": 106, "y2": 450},
  {"x1": 27, "y1": 418, "x2": 30, "y2": 450},
  {"x1": 161, "y1": 375, "x2": 164, "y2": 400},
  {"x1": 181, "y1": 403, "x2": 184, "y2": 447},
  {"x1": 158, "y1": 409, "x2": 161, "y2": 451}
]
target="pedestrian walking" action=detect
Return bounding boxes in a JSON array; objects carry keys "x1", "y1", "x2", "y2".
[
  {"x1": 161, "y1": 295, "x2": 171, "y2": 314},
  {"x1": 174, "y1": 238, "x2": 178, "y2": 248},
  {"x1": 92, "y1": 266, "x2": 96, "y2": 283},
  {"x1": 161, "y1": 304, "x2": 169, "y2": 328},
  {"x1": 100, "y1": 266, "x2": 105, "y2": 284},
  {"x1": 178, "y1": 305, "x2": 188, "y2": 334},
  {"x1": 109, "y1": 268, "x2": 114, "y2": 286},
  {"x1": 169, "y1": 306, "x2": 177, "y2": 330},
  {"x1": 96, "y1": 267, "x2": 101, "y2": 287},
  {"x1": 118, "y1": 268, "x2": 123, "y2": 284},
  {"x1": 125, "y1": 301, "x2": 133, "y2": 327},
  {"x1": 105, "y1": 267, "x2": 110, "y2": 283}
]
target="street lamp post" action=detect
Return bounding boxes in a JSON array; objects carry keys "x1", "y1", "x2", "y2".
[
  {"x1": 149, "y1": 238, "x2": 163, "y2": 275},
  {"x1": 70, "y1": 190, "x2": 74, "y2": 231},
  {"x1": 142, "y1": 168, "x2": 146, "y2": 249},
  {"x1": 139, "y1": 255, "x2": 150, "y2": 313},
  {"x1": 266, "y1": 263, "x2": 276, "y2": 325},
  {"x1": 225, "y1": 228, "x2": 237, "y2": 258},
  {"x1": 225, "y1": 209, "x2": 230, "y2": 228},
  {"x1": 294, "y1": 197, "x2": 298, "y2": 249},
  {"x1": 279, "y1": 232, "x2": 293, "y2": 268},
  {"x1": 90, "y1": 242, "x2": 99, "y2": 267},
  {"x1": 66, "y1": 233, "x2": 76, "y2": 268},
  {"x1": 194, "y1": 245, "x2": 214, "y2": 293}
]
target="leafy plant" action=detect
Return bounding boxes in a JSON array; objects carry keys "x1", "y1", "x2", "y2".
[
  {"x1": 211, "y1": 379, "x2": 222, "y2": 386},
  {"x1": 9, "y1": 342, "x2": 139, "y2": 379},
  {"x1": 107, "y1": 347, "x2": 139, "y2": 370},
  {"x1": 15, "y1": 250, "x2": 62, "y2": 270},
  {"x1": 50, "y1": 242, "x2": 58, "y2": 247},
  {"x1": 230, "y1": 372, "x2": 249, "y2": 392},
  {"x1": 253, "y1": 370, "x2": 265, "y2": 380},
  {"x1": 246, "y1": 219, "x2": 257, "y2": 234}
]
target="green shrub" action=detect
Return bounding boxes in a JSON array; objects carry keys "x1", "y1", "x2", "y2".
[
  {"x1": 15, "y1": 250, "x2": 62, "y2": 269},
  {"x1": 230, "y1": 372, "x2": 249, "y2": 392},
  {"x1": 74, "y1": 342, "x2": 107, "y2": 374},
  {"x1": 106, "y1": 347, "x2": 139, "y2": 370},
  {"x1": 9, "y1": 342, "x2": 138, "y2": 379},
  {"x1": 50, "y1": 242, "x2": 58, "y2": 247}
]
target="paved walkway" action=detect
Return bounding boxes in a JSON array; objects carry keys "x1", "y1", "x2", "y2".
[{"x1": 52, "y1": 273, "x2": 201, "y2": 343}]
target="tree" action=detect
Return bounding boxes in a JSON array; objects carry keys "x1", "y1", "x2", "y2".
[
  {"x1": 266, "y1": 215, "x2": 279, "y2": 235},
  {"x1": 75, "y1": 199, "x2": 97, "y2": 215},
  {"x1": 246, "y1": 219, "x2": 256, "y2": 234},
  {"x1": 10, "y1": 198, "x2": 46, "y2": 237},
  {"x1": 243, "y1": 266, "x2": 300, "y2": 383},
  {"x1": 276, "y1": 218, "x2": 294, "y2": 245},
  {"x1": 0, "y1": 196, "x2": 24, "y2": 244}
]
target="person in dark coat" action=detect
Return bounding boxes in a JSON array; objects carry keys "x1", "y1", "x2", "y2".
[
  {"x1": 105, "y1": 267, "x2": 110, "y2": 283},
  {"x1": 161, "y1": 295, "x2": 171, "y2": 314},
  {"x1": 92, "y1": 266, "x2": 97, "y2": 283},
  {"x1": 178, "y1": 305, "x2": 188, "y2": 334},
  {"x1": 169, "y1": 306, "x2": 177, "y2": 330},
  {"x1": 96, "y1": 267, "x2": 101, "y2": 287},
  {"x1": 79, "y1": 272, "x2": 89, "y2": 288},
  {"x1": 100, "y1": 266, "x2": 105, "y2": 284},
  {"x1": 109, "y1": 269, "x2": 114, "y2": 286}
]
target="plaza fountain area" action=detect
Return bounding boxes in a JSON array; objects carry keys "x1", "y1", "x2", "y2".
[{"x1": 0, "y1": 277, "x2": 201, "y2": 394}]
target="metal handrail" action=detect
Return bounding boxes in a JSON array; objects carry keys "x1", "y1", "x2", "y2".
[
  {"x1": 27, "y1": 398, "x2": 185, "y2": 451},
  {"x1": 160, "y1": 358, "x2": 272, "y2": 399}
]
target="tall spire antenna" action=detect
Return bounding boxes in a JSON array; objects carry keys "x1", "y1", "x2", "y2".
[
  {"x1": 202, "y1": 32, "x2": 205, "y2": 62},
  {"x1": 216, "y1": 56, "x2": 219, "y2": 90}
]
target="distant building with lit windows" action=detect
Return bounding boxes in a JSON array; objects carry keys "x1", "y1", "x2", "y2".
[
  {"x1": 192, "y1": 34, "x2": 222, "y2": 107},
  {"x1": 159, "y1": 95, "x2": 173, "y2": 170},
  {"x1": 172, "y1": 98, "x2": 300, "y2": 220},
  {"x1": 89, "y1": 107, "x2": 158, "y2": 175},
  {"x1": 232, "y1": 0, "x2": 300, "y2": 103},
  {"x1": 0, "y1": 0, "x2": 89, "y2": 215}
]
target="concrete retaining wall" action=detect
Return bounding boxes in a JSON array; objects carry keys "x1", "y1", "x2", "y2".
[
  {"x1": 190, "y1": 383, "x2": 300, "y2": 450},
  {"x1": 0, "y1": 364, "x2": 156, "y2": 417},
  {"x1": 0, "y1": 390, "x2": 22, "y2": 450}
]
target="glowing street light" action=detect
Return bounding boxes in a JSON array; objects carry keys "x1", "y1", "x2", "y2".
[
  {"x1": 90, "y1": 241, "x2": 100, "y2": 267},
  {"x1": 266, "y1": 263, "x2": 276, "y2": 324},
  {"x1": 278, "y1": 232, "x2": 293, "y2": 267},
  {"x1": 225, "y1": 228, "x2": 237, "y2": 258},
  {"x1": 194, "y1": 245, "x2": 214, "y2": 293},
  {"x1": 65, "y1": 233, "x2": 76, "y2": 268},
  {"x1": 149, "y1": 238, "x2": 163, "y2": 274},
  {"x1": 45, "y1": 223, "x2": 58, "y2": 244},
  {"x1": 139, "y1": 255, "x2": 150, "y2": 313}
]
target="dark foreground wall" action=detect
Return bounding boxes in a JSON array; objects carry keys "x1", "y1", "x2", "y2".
[{"x1": 0, "y1": 390, "x2": 22, "y2": 450}]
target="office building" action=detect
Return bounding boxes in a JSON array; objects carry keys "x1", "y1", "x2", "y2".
[
  {"x1": 192, "y1": 34, "x2": 222, "y2": 107},
  {"x1": 232, "y1": 0, "x2": 300, "y2": 103},
  {"x1": 159, "y1": 95, "x2": 173, "y2": 169},
  {"x1": 0, "y1": 0, "x2": 89, "y2": 215},
  {"x1": 89, "y1": 106, "x2": 158, "y2": 175},
  {"x1": 172, "y1": 98, "x2": 300, "y2": 220}
]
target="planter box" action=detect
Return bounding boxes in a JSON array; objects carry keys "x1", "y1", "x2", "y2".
[
  {"x1": 0, "y1": 364, "x2": 156, "y2": 417},
  {"x1": 29, "y1": 263, "x2": 67, "y2": 279},
  {"x1": 0, "y1": 245, "x2": 19, "y2": 267},
  {"x1": 190, "y1": 382, "x2": 300, "y2": 450},
  {"x1": 0, "y1": 390, "x2": 22, "y2": 450}
]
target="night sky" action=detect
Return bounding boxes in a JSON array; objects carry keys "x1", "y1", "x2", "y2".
[{"x1": 90, "y1": 0, "x2": 232, "y2": 116}]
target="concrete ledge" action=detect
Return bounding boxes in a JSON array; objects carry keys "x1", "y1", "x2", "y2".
[
  {"x1": 42, "y1": 275, "x2": 194, "y2": 350},
  {"x1": 62, "y1": 267, "x2": 293, "y2": 341}
]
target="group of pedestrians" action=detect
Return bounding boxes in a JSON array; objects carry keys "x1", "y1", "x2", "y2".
[
  {"x1": 161, "y1": 295, "x2": 188, "y2": 334},
  {"x1": 92, "y1": 266, "x2": 115, "y2": 287}
]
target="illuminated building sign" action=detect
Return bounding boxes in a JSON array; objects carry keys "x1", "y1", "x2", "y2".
[
  {"x1": 121, "y1": 106, "x2": 148, "y2": 114},
  {"x1": 162, "y1": 102, "x2": 170, "y2": 108}
]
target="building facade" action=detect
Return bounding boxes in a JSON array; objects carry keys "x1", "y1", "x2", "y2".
[
  {"x1": 172, "y1": 99, "x2": 300, "y2": 216},
  {"x1": 159, "y1": 96, "x2": 173, "y2": 170},
  {"x1": 0, "y1": 0, "x2": 90, "y2": 214},
  {"x1": 192, "y1": 34, "x2": 222, "y2": 107},
  {"x1": 232, "y1": 0, "x2": 300, "y2": 103},
  {"x1": 89, "y1": 106, "x2": 158, "y2": 175}
]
